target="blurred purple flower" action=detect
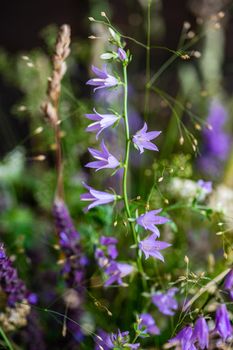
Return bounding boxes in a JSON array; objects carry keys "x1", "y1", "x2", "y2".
[
  {"x1": 197, "y1": 180, "x2": 212, "y2": 194},
  {"x1": 86, "y1": 140, "x2": 120, "y2": 171},
  {"x1": 215, "y1": 304, "x2": 233, "y2": 341},
  {"x1": 224, "y1": 269, "x2": 233, "y2": 300},
  {"x1": 110, "y1": 330, "x2": 140, "y2": 349},
  {"x1": 139, "y1": 313, "x2": 160, "y2": 335},
  {"x1": 192, "y1": 317, "x2": 209, "y2": 349},
  {"x1": 80, "y1": 183, "x2": 116, "y2": 212},
  {"x1": 169, "y1": 326, "x2": 197, "y2": 350},
  {"x1": 136, "y1": 209, "x2": 170, "y2": 237},
  {"x1": 139, "y1": 234, "x2": 171, "y2": 261},
  {"x1": 133, "y1": 123, "x2": 161, "y2": 154},
  {"x1": 0, "y1": 244, "x2": 31, "y2": 307},
  {"x1": 198, "y1": 100, "x2": 231, "y2": 176},
  {"x1": 95, "y1": 330, "x2": 113, "y2": 350},
  {"x1": 104, "y1": 261, "x2": 134, "y2": 287},
  {"x1": 152, "y1": 288, "x2": 178, "y2": 315},
  {"x1": 85, "y1": 108, "x2": 120, "y2": 139},
  {"x1": 118, "y1": 48, "x2": 127, "y2": 61},
  {"x1": 86, "y1": 65, "x2": 118, "y2": 92}
]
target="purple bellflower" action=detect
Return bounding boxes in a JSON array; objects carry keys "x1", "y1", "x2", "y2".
[
  {"x1": 139, "y1": 234, "x2": 171, "y2": 261},
  {"x1": 85, "y1": 108, "x2": 120, "y2": 139},
  {"x1": 192, "y1": 317, "x2": 209, "y2": 349},
  {"x1": 136, "y1": 209, "x2": 170, "y2": 237},
  {"x1": 86, "y1": 65, "x2": 118, "y2": 92},
  {"x1": 169, "y1": 326, "x2": 197, "y2": 350},
  {"x1": 152, "y1": 288, "x2": 178, "y2": 316},
  {"x1": 80, "y1": 183, "x2": 116, "y2": 212},
  {"x1": 139, "y1": 313, "x2": 160, "y2": 335},
  {"x1": 133, "y1": 122, "x2": 161, "y2": 154},
  {"x1": 86, "y1": 140, "x2": 120, "y2": 171},
  {"x1": 215, "y1": 304, "x2": 233, "y2": 341},
  {"x1": 224, "y1": 269, "x2": 233, "y2": 300}
]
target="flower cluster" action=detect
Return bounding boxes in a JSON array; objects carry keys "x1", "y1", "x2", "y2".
[
  {"x1": 0, "y1": 244, "x2": 35, "y2": 331},
  {"x1": 95, "y1": 329, "x2": 140, "y2": 349},
  {"x1": 95, "y1": 236, "x2": 134, "y2": 287},
  {"x1": 169, "y1": 305, "x2": 233, "y2": 349}
]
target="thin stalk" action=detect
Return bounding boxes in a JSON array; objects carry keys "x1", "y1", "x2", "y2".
[
  {"x1": 0, "y1": 326, "x2": 14, "y2": 350},
  {"x1": 122, "y1": 65, "x2": 147, "y2": 289},
  {"x1": 144, "y1": 0, "x2": 152, "y2": 120}
]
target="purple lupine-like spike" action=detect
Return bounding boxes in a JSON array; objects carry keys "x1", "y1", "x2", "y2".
[
  {"x1": 136, "y1": 209, "x2": 170, "y2": 237},
  {"x1": 0, "y1": 244, "x2": 31, "y2": 307},
  {"x1": 86, "y1": 140, "x2": 120, "y2": 171},
  {"x1": 80, "y1": 183, "x2": 116, "y2": 212},
  {"x1": 152, "y1": 288, "x2": 178, "y2": 316},
  {"x1": 133, "y1": 122, "x2": 161, "y2": 154},
  {"x1": 53, "y1": 199, "x2": 87, "y2": 342},
  {"x1": 139, "y1": 234, "x2": 171, "y2": 261},
  {"x1": 169, "y1": 326, "x2": 197, "y2": 350},
  {"x1": 215, "y1": 304, "x2": 233, "y2": 341},
  {"x1": 85, "y1": 108, "x2": 119, "y2": 139},
  {"x1": 192, "y1": 317, "x2": 209, "y2": 349},
  {"x1": 86, "y1": 65, "x2": 118, "y2": 92},
  {"x1": 139, "y1": 313, "x2": 160, "y2": 335},
  {"x1": 224, "y1": 269, "x2": 233, "y2": 300}
]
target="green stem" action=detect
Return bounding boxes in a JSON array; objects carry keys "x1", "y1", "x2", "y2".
[
  {"x1": 0, "y1": 326, "x2": 14, "y2": 350},
  {"x1": 122, "y1": 65, "x2": 147, "y2": 289}
]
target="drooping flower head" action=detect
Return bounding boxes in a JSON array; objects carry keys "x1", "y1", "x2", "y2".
[
  {"x1": 133, "y1": 122, "x2": 161, "y2": 154},
  {"x1": 169, "y1": 326, "x2": 196, "y2": 350},
  {"x1": 85, "y1": 108, "x2": 120, "y2": 139},
  {"x1": 136, "y1": 209, "x2": 170, "y2": 237},
  {"x1": 152, "y1": 288, "x2": 178, "y2": 316},
  {"x1": 139, "y1": 313, "x2": 160, "y2": 335},
  {"x1": 80, "y1": 183, "x2": 116, "y2": 212},
  {"x1": 215, "y1": 304, "x2": 233, "y2": 341},
  {"x1": 86, "y1": 140, "x2": 120, "y2": 171},
  {"x1": 192, "y1": 317, "x2": 209, "y2": 349},
  {"x1": 139, "y1": 234, "x2": 171, "y2": 261},
  {"x1": 224, "y1": 269, "x2": 233, "y2": 300},
  {"x1": 86, "y1": 65, "x2": 118, "y2": 92}
]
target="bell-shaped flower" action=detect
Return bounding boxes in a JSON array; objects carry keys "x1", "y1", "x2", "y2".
[
  {"x1": 192, "y1": 317, "x2": 209, "y2": 349},
  {"x1": 139, "y1": 234, "x2": 171, "y2": 261},
  {"x1": 85, "y1": 108, "x2": 119, "y2": 139},
  {"x1": 169, "y1": 326, "x2": 197, "y2": 350},
  {"x1": 152, "y1": 288, "x2": 178, "y2": 316},
  {"x1": 86, "y1": 65, "x2": 118, "y2": 92},
  {"x1": 136, "y1": 209, "x2": 170, "y2": 237},
  {"x1": 215, "y1": 304, "x2": 233, "y2": 341},
  {"x1": 80, "y1": 183, "x2": 116, "y2": 212},
  {"x1": 133, "y1": 123, "x2": 161, "y2": 154},
  {"x1": 86, "y1": 140, "x2": 120, "y2": 171},
  {"x1": 224, "y1": 269, "x2": 233, "y2": 300}
]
